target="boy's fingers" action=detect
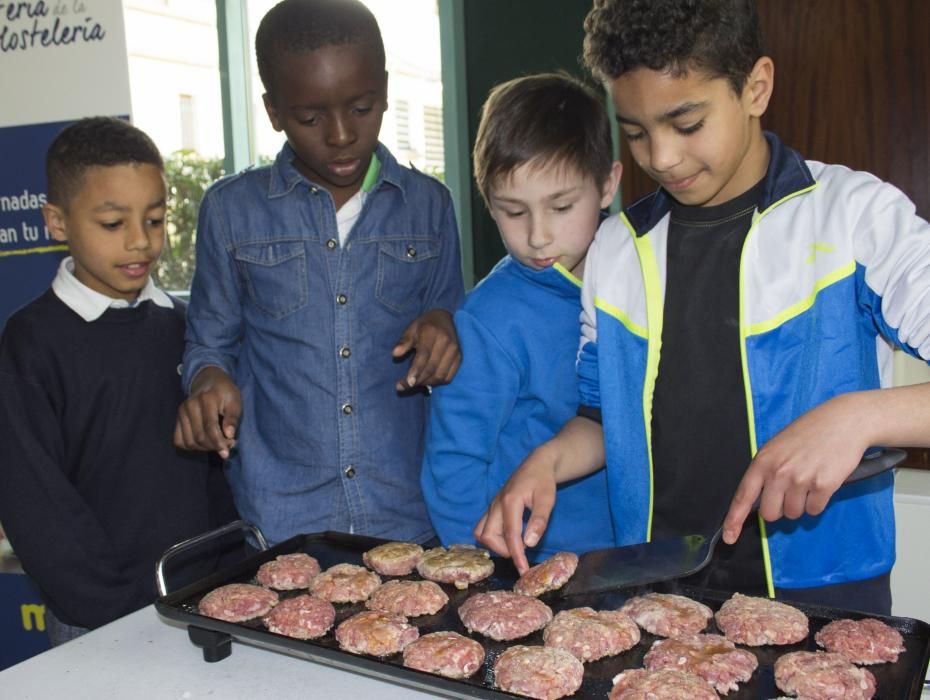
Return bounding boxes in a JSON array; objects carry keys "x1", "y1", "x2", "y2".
[
  {"x1": 502, "y1": 497, "x2": 530, "y2": 574},
  {"x1": 722, "y1": 474, "x2": 762, "y2": 545},
  {"x1": 523, "y1": 490, "x2": 555, "y2": 549},
  {"x1": 392, "y1": 325, "x2": 417, "y2": 358}
]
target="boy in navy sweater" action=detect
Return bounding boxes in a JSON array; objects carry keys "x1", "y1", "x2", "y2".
[
  {"x1": 0, "y1": 118, "x2": 232, "y2": 645},
  {"x1": 476, "y1": 0, "x2": 930, "y2": 613},
  {"x1": 422, "y1": 73, "x2": 621, "y2": 558}
]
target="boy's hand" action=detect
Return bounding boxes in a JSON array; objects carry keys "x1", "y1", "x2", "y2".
[
  {"x1": 473, "y1": 450, "x2": 558, "y2": 575},
  {"x1": 174, "y1": 366, "x2": 242, "y2": 459},
  {"x1": 722, "y1": 393, "x2": 869, "y2": 544},
  {"x1": 392, "y1": 309, "x2": 461, "y2": 391}
]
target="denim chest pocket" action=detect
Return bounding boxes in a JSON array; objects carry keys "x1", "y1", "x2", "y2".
[
  {"x1": 233, "y1": 241, "x2": 309, "y2": 318},
  {"x1": 376, "y1": 239, "x2": 439, "y2": 313}
]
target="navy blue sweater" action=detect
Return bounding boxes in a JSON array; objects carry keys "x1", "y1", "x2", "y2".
[{"x1": 0, "y1": 290, "x2": 231, "y2": 628}]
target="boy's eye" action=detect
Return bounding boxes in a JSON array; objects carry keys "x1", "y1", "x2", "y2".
[
  {"x1": 623, "y1": 130, "x2": 646, "y2": 142},
  {"x1": 676, "y1": 120, "x2": 705, "y2": 136},
  {"x1": 553, "y1": 203, "x2": 574, "y2": 213},
  {"x1": 503, "y1": 209, "x2": 526, "y2": 218},
  {"x1": 101, "y1": 221, "x2": 122, "y2": 231},
  {"x1": 353, "y1": 106, "x2": 373, "y2": 116},
  {"x1": 148, "y1": 218, "x2": 165, "y2": 228},
  {"x1": 298, "y1": 115, "x2": 319, "y2": 126}
]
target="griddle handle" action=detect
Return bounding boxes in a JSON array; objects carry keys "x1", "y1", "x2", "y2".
[
  {"x1": 155, "y1": 519, "x2": 269, "y2": 597},
  {"x1": 188, "y1": 625, "x2": 232, "y2": 663}
]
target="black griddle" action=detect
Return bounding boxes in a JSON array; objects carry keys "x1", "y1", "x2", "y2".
[{"x1": 154, "y1": 530, "x2": 930, "y2": 699}]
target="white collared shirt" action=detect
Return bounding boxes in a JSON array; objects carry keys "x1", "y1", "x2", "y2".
[
  {"x1": 336, "y1": 188, "x2": 368, "y2": 246},
  {"x1": 51, "y1": 256, "x2": 173, "y2": 322}
]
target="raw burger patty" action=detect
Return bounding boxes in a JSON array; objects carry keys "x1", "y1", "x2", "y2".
[
  {"x1": 514, "y1": 551, "x2": 578, "y2": 597},
  {"x1": 774, "y1": 650, "x2": 877, "y2": 700},
  {"x1": 256, "y1": 552, "x2": 321, "y2": 590},
  {"x1": 334, "y1": 610, "x2": 419, "y2": 656},
  {"x1": 609, "y1": 668, "x2": 718, "y2": 700},
  {"x1": 416, "y1": 545, "x2": 494, "y2": 589},
  {"x1": 620, "y1": 592, "x2": 713, "y2": 638},
  {"x1": 715, "y1": 593, "x2": 809, "y2": 646},
  {"x1": 815, "y1": 617, "x2": 905, "y2": 664},
  {"x1": 644, "y1": 633, "x2": 758, "y2": 695},
  {"x1": 543, "y1": 607, "x2": 640, "y2": 662},
  {"x1": 402, "y1": 631, "x2": 485, "y2": 679},
  {"x1": 458, "y1": 590, "x2": 553, "y2": 641},
  {"x1": 308, "y1": 563, "x2": 381, "y2": 603},
  {"x1": 262, "y1": 594, "x2": 335, "y2": 639},
  {"x1": 365, "y1": 579, "x2": 449, "y2": 617},
  {"x1": 362, "y1": 541, "x2": 424, "y2": 576},
  {"x1": 494, "y1": 645, "x2": 584, "y2": 700},
  {"x1": 198, "y1": 583, "x2": 279, "y2": 622}
]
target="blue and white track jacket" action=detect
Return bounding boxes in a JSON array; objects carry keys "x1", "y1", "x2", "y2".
[{"x1": 579, "y1": 132, "x2": 930, "y2": 591}]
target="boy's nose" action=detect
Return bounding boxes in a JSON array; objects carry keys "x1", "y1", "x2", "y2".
[
  {"x1": 125, "y1": 223, "x2": 151, "y2": 251},
  {"x1": 327, "y1": 116, "x2": 356, "y2": 147},
  {"x1": 528, "y1": 218, "x2": 552, "y2": 250},
  {"x1": 649, "y1": 135, "x2": 683, "y2": 173}
]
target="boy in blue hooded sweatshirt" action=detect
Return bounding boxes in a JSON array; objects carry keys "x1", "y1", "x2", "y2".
[{"x1": 422, "y1": 73, "x2": 622, "y2": 559}]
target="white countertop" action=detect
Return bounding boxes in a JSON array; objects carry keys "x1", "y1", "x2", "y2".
[{"x1": 0, "y1": 606, "x2": 441, "y2": 699}]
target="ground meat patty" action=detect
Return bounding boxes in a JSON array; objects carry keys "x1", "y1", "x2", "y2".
[
  {"x1": 514, "y1": 551, "x2": 578, "y2": 597},
  {"x1": 402, "y1": 631, "x2": 486, "y2": 679},
  {"x1": 774, "y1": 650, "x2": 877, "y2": 699},
  {"x1": 458, "y1": 590, "x2": 553, "y2": 641},
  {"x1": 308, "y1": 563, "x2": 381, "y2": 603},
  {"x1": 416, "y1": 545, "x2": 494, "y2": 589},
  {"x1": 334, "y1": 610, "x2": 419, "y2": 656},
  {"x1": 620, "y1": 592, "x2": 713, "y2": 638},
  {"x1": 815, "y1": 617, "x2": 906, "y2": 664},
  {"x1": 643, "y1": 633, "x2": 758, "y2": 695},
  {"x1": 362, "y1": 541, "x2": 424, "y2": 576},
  {"x1": 365, "y1": 580, "x2": 449, "y2": 617},
  {"x1": 543, "y1": 607, "x2": 640, "y2": 662},
  {"x1": 255, "y1": 552, "x2": 321, "y2": 590},
  {"x1": 261, "y1": 594, "x2": 335, "y2": 639},
  {"x1": 494, "y1": 645, "x2": 584, "y2": 700},
  {"x1": 715, "y1": 593, "x2": 809, "y2": 646},
  {"x1": 609, "y1": 668, "x2": 718, "y2": 700},
  {"x1": 198, "y1": 583, "x2": 279, "y2": 622}
]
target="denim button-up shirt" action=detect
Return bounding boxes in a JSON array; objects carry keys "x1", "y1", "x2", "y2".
[{"x1": 182, "y1": 143, "x2": 464, "y2": 545}]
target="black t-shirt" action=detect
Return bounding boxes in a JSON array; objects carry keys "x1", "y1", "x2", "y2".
[{"x1": 650, "y1": 179, "x2": 768, "y2": 594}]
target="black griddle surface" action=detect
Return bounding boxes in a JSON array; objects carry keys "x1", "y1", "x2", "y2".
[{"x1": 155, "y1": 531, "x2": 930, "y2": 699}]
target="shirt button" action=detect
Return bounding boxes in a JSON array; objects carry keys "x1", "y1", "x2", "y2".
[
  {"x1": 310, "y1": 186, "x2": 319, "y2": 194},
  {"x1": 326, "y1": 238, "x2": 337, "y2": 250},
  {"x1": 406, "y1": 245, "x2": 417, "y2": 258},
  {"x1": 339, "y1": 346, "x2": 351, "y2": 358},
  {"x1": 344, "y1": 465, "x2": 356, "y2": 479},
  {"x1": 342, "y1": 403, "x2": 353, "y2": 415},
  {"x1": 336, "y1": 293, "x2": 347, "y2": 305}
]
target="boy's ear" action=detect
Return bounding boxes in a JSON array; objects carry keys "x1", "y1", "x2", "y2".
[
  {"x1": 599, "y1": 161, "x2": 624, "y2": 209},
  {"x1": 42, "y1": 203, "x2": 68, "y2": 243},
  {"x1": 262, "y1": 92, "x2": 284, "y2": 132},
  {"x1": 744, "y1": 56, "x2": 775, "y2": 118}
]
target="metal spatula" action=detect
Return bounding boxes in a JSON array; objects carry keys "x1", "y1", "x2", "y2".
[{"x1": 559, "y1": 447, "x2": 907, "y2": 597}]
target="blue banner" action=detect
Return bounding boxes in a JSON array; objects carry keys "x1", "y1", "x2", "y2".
[{"x1": 0, "y1": 120, "x2": 72, "y2": 327}]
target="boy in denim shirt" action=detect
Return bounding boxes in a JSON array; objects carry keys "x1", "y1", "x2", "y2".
[
  {"x1": 422, "y1": 73, "x2": 621, "y2": 559},
  {"x1": 176, "y1": 0, "x2": 464, "y2": 546}
]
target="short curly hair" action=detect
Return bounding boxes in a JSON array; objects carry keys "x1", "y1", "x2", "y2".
[
  {"x1": 583, "y1": 0, "x2": 763, "y2": 95},
  {"x1": 255, "y1": 0, "x2": 384, "y2": 101},
  {"x1": 473, "y1": 72, "x2": 613, "y2": 205},
  {"x1": 46, "y1": 117, "x2": 163, "y2": 209}
]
